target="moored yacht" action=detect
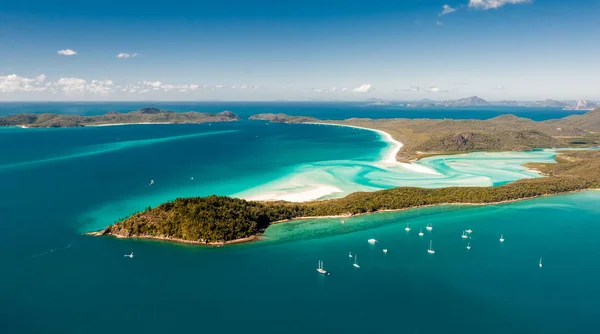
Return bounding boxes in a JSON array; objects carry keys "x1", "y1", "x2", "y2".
[
  {"x1": 426, "y1": 223, "x2": 433, "y2": 231},
  {"x1": 317, "y1": 260, "x2": 330, "y2": 275},
  {"x1": 427, "y1": 240, "x2": 435, "y2": 254}
]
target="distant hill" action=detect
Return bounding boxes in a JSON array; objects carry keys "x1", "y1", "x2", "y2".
[
  {"x1": 547, "y1": 108, "x2": 600, "y2": 132},
  {"x1": 0, "y1": 109, "x2": 239, "y2": 128},
  {"x1": 494, "y1": 99, "x2": 569, "y2": 107},
  {"x1": 438, "y1": 96, "x2": 489, "y2": 107},
  {"x1": 248, "y1": 113, "x2": 318, "y2": 123},
  {"x1": 404, "y1": 96, "x2": 490, "y2": 108}
]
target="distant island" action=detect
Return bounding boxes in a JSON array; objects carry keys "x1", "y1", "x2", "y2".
[
  {"x1": 0, "y1": 108, "x2": 239, "y2": 128},
  {"x1": 368, "y1": 96, "x2": 599, "y2": 110},
  {"x1": 89, "y1": 108, "x2": 600, "y2": 246}
]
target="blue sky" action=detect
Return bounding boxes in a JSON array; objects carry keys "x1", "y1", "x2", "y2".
[{"x1": 1, "y1": 0, "x2": 599, "y2": 101}]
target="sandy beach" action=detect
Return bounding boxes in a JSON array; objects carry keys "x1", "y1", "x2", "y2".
[{"x1": 303, "y1": 122, "x2": 441, "y2": 175}]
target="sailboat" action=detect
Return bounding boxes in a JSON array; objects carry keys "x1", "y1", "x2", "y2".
[
  {"x1": 341, "y1": 220, "x2": 345, "y2": 224},
  {"x1": 539, "y1": 257, "x2": 543, "y2": 268},
  {"x1": 149, "y1": 180, "x2": 155, "y2": 186},
  {"x1": 466, "y1": 243, "x2": 471, "y2": 250},
  {"x1": 427, "y1": 240, "x2": 435, "y2": 254},
  {"x1": 368, "y1": 238, "x2": 378, "y2": 244},
  {"x1": 426, "y1": 223, "x2": 433, "y2": 231},
  {"x1": 383, "y1": 249, "x2": 388, "y2": 254},
  {"x1": 317, "y1": 260, "x2": 329, "y2": 275},
  {"x1": 124, "y1": 252, "x2": 134, "y2": 258},
  {"x1": 349, "y1": 251, "x2": 353, "y2": 258},
  {"x1": 466, "y1": 229, "x2": 473, "y2": 234},
  {"x1": 418, "y1": 228, "x2": 424, "y2": 237},
  {"x1": 461, "y1": 231, "x2": 468, "y2": 239},
  {"x1": 405, "y1": 223, "x2": 411, "y2": 232},
  {"x1": 353, "y1": 255, "x2": 360, "y2": 268},
  {"x1": 499, "y1": 234, "x2": 505, "y2": 243}
]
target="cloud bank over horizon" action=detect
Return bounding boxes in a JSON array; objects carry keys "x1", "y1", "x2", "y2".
[{"x1": 0, "y1": 0, "x2": 597, "y2": 101}]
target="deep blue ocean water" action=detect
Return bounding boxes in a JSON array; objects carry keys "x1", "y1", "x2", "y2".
[
  {"x1": 0, "y1": 103, "x2": 598, "y2": 334},
  {"x1": 0, "y1": 101, "x2": 588, "y2": 120}
]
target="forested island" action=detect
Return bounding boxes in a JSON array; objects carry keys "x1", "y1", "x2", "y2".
[
  {"x1": 89, "y1": 108, "x2": 600, "y2": 245},
  {"x1": 92, "y1": 150, "x2": 600, "y2": 245},
  {"x1": 0, "y1": 108, "x2": 239, "y2": 128}
]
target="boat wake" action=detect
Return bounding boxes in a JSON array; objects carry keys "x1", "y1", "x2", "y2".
[{"x1": 32, "y1": 243, "x2": 72, "y2": 258}]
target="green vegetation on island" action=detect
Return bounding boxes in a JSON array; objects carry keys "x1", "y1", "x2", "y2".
[
  {"x1": 95, "y1": 150, "x2": 600, "y2": 245},
  {"x1": 0, "y1": 108, "x2": 239, "y2": 128},
  {"x1": 250, "y1": 108, "x2": 600, "y2": 161}
]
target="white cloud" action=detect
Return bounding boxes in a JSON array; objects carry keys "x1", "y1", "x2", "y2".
[
  {"x1": 56, "y1": 77, "x2": 86, "y2": 93},
  {"x1": 426, "y1": 86, "x2": 448, "y2": 93},
  {"x1": 87, "y1": 80, "x2": 114, "y2": 94},
  {"x1": 0, "y1": 74, "x2": 47, "y2": 93},
  {"x1": 116, "y1": 52, "x2": 139, "y2": 59},
  {"x1": 439, "y1": 4, "x2": 456, "y2": 16},
  {"x1": 403, "y1": 84, "x2": 421, "y2": 92},
  {"x1": 469, "y1": 0, "x2": 530, "y2": 10},
  {"x1": 57, "y1": 49, "x2": 77, "y2": 56},
  {"x1": 436, "y1": 21, "x2": 444, "y2": 26},
  {"x1": 351, "y1": 84, "x2": 373, "y2": 93},
  {"x1": 136, "y1": 80, "x2": 200, "y2": 92}
]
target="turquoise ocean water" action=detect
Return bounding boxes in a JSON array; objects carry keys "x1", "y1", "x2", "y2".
[{"x1": 1, "y1": 104, "x2": 599, "y2": 333}]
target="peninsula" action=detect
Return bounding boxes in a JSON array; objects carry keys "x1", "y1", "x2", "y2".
[
  {"x1": 250, "y1": 108, "x2": 600, "y2": 161},
  {"x1": 90, "y1": 108, "x2": 600, "y2": 245},
  {"x1": 0, "y1": 108, "x2": 239, "y2": 128}
]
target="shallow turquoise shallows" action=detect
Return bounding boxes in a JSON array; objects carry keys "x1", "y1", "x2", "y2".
[{"x1": 0, "y1": 115, "x2": 599, "y2": 333}]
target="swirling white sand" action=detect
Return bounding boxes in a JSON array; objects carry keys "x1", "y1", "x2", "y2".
[{"x1": 238, "y1": 123, "x2": 555, "y2": 202}]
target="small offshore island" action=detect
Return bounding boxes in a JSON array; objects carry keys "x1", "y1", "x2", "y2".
[
  {"x1": 90, "y1": 108, "x2": 600, "y2": 245},
  {"x1": 0, "y1": 107, "x2": 239, "y2": 128}
]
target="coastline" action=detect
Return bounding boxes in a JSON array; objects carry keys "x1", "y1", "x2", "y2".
[
  {"x1": 87, "y1": 122, "x2": 173, "y2": 127},
  {"x1": 85, "y1": 231, "x2": 260, "y2": 246},
  {"x1": 90, "y1": 188, "x2": 597, "y2": 246},
  {"x1": 302, "y1": 122, "x2": 441, "y2": 175}
]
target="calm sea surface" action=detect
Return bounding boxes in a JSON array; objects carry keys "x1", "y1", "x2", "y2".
[{"x1": 0, "y1": 103, "x2": 597, "y2": 333}]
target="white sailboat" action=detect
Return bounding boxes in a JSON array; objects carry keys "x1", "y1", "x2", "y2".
[
  {"x1": 427, "y1": 240, "x2": 435, "y2": 254},
  {"x1": 317, "y1": 260, "x2": 329, "y2": 275},
  {"x1": 353, "y1": 255, "x2": 360, "y2": 268},
  {"x1": 349, "y1": 251, "x2": 353, "y2": 258},
  {"x1": 149, "y1": 180, "x2": 155, "y2": 186},
  {"x1": 539, "y1": 257, "x2": 543, "y2": 268},
  {"x1": 124, "y1": 252, "x2": 134, "y2": 258},
  {"x1": 461, "y1": 230, "x2": 468, "y2": 239},
  {"x1": 466, "y1": 243, "x2": 471, "y2": 250},
  {"x1": 499, "y1": 234, "x2": 505, "y2": 243},
  {"x1": 368, "y1": 238, "x2": 378, "y2": 244},
  {"x1": 418, "y1": 228, "x2": 424, "y2": 237},
  {"x1": 383, "y1": 249, "x2": 388, "y2": 254},
  {"x1": 466, "y1": 229, "x2": 473, "y2": 234},
  {"x1": 426, "y1": 223, "x2": 433, "y2": 231},
  {"x1": 405, "y1": 223, "x2": 411, "y2": 232}
]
